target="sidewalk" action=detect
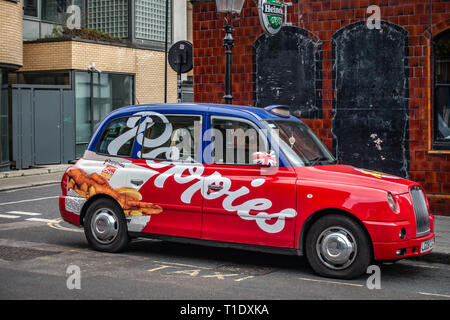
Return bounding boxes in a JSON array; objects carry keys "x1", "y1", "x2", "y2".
[
  {"x1": 0, "y1": 164, "x2": 69, "y2": 192},
  {"x1": 0, "y1": 164, "x2": 449, "y2": 264}
]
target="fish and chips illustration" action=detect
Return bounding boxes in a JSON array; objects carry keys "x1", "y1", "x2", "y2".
[{"x1": 66, "y1": 168, "x2": 162, "y2": 216}]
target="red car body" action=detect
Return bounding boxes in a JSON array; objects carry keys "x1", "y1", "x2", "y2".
[{"x1": 59, "y1": 103, "x2": 435, "y2": 278}]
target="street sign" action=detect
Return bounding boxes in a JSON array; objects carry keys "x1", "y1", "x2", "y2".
[{"x1": 168, "y1": 41, "x2": 193, "y2": 102}]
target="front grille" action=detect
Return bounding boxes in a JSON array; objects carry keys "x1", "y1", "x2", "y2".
[{"x1": 410, "y1": 186, "x2": 431, "y2": 237}]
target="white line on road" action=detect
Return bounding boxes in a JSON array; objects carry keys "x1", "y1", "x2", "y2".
[
  {"x1": 418, "y1": 292, "x2": 450, "y2": 299},
  {"x1": 26, "y1": 218, "x2": 56, "y2": 223},
  {"x1": 7, "y1": 211, "x2": 42, "y2": 216},
  {"x1": 0, "y1": 214, "x2": 20, "y2": 219},
  {"x1": 0, "y1": 196, "x2": 58, "y2": 206}
]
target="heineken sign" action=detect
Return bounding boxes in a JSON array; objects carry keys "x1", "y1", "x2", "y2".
[{"x1": 258, "y1": 0, "x2": 284, "y2": 36}]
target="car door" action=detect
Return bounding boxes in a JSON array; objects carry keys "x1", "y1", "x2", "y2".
[
  {"x1": 126, "y1": 112, "x2": 204, "y2": 239},
  {"x1": 201, "y1": 115, "x2": 298, "y2": 248}
]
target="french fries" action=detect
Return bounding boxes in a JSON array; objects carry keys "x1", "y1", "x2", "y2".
[{"x1": 66, "y1": 168, "x2": 163, "y2": 216}]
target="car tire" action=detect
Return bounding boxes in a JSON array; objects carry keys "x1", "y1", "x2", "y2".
[
  {"x1": 84, "y1": 198, "x2": 129, "y2": 253},
  {"x1": 305, "y1": 214, "x2": 372, "y2": 279}
]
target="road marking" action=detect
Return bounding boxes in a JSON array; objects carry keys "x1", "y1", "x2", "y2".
[
  {"x1": 418, "y1": 292, "x2": 450, "y2": 299},
  {"x1": 171, "y1": 269, "x2": 202, "y2": 277},
  {"x1": 201, "y1": 272, "x2": 239, "y2": 280},
  {"x1": 0, "y1": 220, "x2": 55, "y2": 231},
  {"x1": 152, "y1": 260, "x2": 212, "y2": 270},
  {"x1": 26, "y1": 218, "x2": 56, "y2": 223},
  {"x1": 47, "y1": 218, "x2": 83, "y2": 233},
  {"x1": 1, "y1": 183, "x2": 59, "y2": 193},
  {"x1": 0, "y1": 214, "x2": 20, "y2": 219},
  {"x1": 298, "y1": 277, "x2": 364, "y2": 288},
  {"x1": 234, "y1": 275, "x2": 255, "y2": 282},
  {"x1": 7, "y1": 211, "x2": 42, "y2": 216},
  {"x1": 0, "y1": 196, "x2": 58, "y2": 206},
  {"x1": 147, "y1": 265, "x2": 173, "y2": 272},
  {"x1": 148, "y1": 261, "x2": 254, "y2": 282},
  {"x1": 398, "y1": 260, "x2": 450, "y2": 271}
]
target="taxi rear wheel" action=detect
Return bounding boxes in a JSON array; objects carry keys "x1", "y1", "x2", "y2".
[
  {"x1": 84, "y1": 198, "x2": 129, "y2": 253},
  {"x1": 305, "y1": 214, "x2": 372, "y2": 279}
]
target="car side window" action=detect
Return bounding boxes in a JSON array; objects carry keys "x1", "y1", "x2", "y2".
[
  {"x1": 210, "y1": 117, "x2": 268, "y2": 165},
  {"x1": 96, "y1": 116, "x2": 139, "y2": 157},
  {"x1": 140, "y1": 115, "x2": 202, "y2": 162}
]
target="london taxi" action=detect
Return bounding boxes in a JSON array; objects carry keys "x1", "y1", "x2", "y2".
[{"x1": 59, "y1": 103, "x2": 435, "y2": 279}]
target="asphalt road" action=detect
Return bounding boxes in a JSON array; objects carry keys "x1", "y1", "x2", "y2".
[{"x1": 0, "y1": 184, "x2": 449, "y2": 300}]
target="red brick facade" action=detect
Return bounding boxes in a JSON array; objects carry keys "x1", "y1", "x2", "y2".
[{"x1": 192, "y1": 0, "x2": 450, "y2": 215}]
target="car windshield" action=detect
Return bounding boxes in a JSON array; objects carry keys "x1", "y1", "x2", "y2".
[{"x1": 262, "y1": 119, "x2": 336, "y2": 167}]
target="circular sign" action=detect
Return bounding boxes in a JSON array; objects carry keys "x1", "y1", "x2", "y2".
[
  {"x1": 168, "y1": 40, "x2": 193, "y2": 74},
  {"x1": 258, "y1": 0, "x2": 284, "y2": 36}
]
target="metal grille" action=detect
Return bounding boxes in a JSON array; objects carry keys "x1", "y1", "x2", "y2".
[{"x1": 410, "y1": 186, "x2": 431, "y2": 237}]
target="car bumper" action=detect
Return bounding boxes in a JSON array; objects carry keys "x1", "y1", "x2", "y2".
[
  {"x1": 364, "y1": 218, "x2": 435, "y2": 261},
  {"x1": 59, "y1": 196, "x2": 82, "y2": 226}
]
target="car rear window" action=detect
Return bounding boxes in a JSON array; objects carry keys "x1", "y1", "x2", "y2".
[{"x1": 96, "y1": 116, "x2": 140, "y2": 157}]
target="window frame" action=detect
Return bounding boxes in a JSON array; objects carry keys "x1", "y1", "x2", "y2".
[
  {"x1": 432, "y1": 29, "x2": 450, "y2": 151},
  {"x1": 208, "y1": 115, "x2": 271, "y2": 167},
  {"x1": 139, "y1": 113, "x2": 203, "y2": 163}
]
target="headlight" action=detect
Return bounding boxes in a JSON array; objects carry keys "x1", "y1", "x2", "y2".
[{"x1": 387, "y1": 192, "x2": 396, "y2": 212}]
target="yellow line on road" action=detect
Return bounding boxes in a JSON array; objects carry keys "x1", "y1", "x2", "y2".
[
  {"x1": 298, "y1": 277, "x2": 364, "y2": 287},
  {"x1": 152, "y1": 260, "x2": 212, "y2": 270},
  {"x1": 47, "y1": 218, "x2": 83, "y2": 233}
]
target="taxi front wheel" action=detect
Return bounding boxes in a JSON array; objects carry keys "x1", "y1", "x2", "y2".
[
  {"x1": 84, "y1": 198, "x2": 130, "y2": 253},
  {"x1": 305, "y1": 214, "x2": 372, "y2": 279}
]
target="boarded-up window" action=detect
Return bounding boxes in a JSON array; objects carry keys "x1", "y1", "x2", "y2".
[
  {"x1": 332, "y1": 21, "x2": 409, "y2": 178},
  {"x1": 253, "y1": 26, "x2": 322, "y2": 118}
]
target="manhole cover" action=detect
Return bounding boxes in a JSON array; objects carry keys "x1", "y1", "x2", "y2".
[
  {"x1": 0, "y1": 245, "x2": 60, "y2": 261},
  {"x1": 214, "y1": 264, "x2": 276, "y2": 276}
]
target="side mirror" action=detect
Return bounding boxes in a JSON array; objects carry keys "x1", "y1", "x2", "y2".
[{"x1": 252, "y1": 150, "x2": 277, "y2": 167}]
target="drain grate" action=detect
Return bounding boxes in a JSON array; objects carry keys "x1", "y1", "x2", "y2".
[
  {"x1": 213, "y1": 264, "x2": 276, "y2": 276},
  {"x1": 0, "y1": 245, "x2": 60, "y2": 261}
]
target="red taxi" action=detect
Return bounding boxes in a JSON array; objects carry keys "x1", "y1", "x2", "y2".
[{"x1": 59, "y1": 103, "x2": 435, "y2": 279}]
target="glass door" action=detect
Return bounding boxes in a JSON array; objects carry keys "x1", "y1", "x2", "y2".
[{"x1": 75, "y1": 71, "x2": 135, "y2": 158}]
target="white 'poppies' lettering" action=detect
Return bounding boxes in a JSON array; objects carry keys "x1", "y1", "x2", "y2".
[{"x1": 146, "y1": 160, "x2": 297, "y2": 234}]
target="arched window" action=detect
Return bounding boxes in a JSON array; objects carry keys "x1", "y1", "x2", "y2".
[
  {"x1": 433, "y1": 29, "x2": 450, "y2": 149},
  {"x1": 253, "y1": 26, "x2": 322, "y2": 118},
  {"x1": 331, "y1": 21, "x2": 409, "y2": 178}
]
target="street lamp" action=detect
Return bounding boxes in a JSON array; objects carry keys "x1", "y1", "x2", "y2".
[{"x1": 215, "y1": 0, "x2": 245, "y2": 104}]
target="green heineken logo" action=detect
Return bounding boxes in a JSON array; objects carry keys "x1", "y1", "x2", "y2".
[{"x1": 258, "y1": 0, "x2": 283, "y2": 35}]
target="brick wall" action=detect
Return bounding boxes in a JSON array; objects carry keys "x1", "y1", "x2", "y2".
[
  {"x1": 0, "y1": 0, "x2": 23, "y2": 68},
  {"x1": 21, "y1": 40, "x2": 178, "y2": 104},
  {"x1": 192, "y1": 0, "x2": 450, "y2": 215}
]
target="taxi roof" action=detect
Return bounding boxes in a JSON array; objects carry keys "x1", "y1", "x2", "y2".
[{"x1": 106, "y1": 103, "x2": 300, "y2": 122}]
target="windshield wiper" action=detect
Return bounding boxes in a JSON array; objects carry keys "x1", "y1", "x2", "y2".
[{"x1": 308, "y1": 157, "x2": 337, "y2": 166}]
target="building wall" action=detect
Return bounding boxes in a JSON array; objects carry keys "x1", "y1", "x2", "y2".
[
  {"x1": 192, "y1": 0, "x2": 450, "y2": 215},
  {"x1": 0, "y1": 0, "x2": 23, "y2": 68},
  {"x1": 21, "y1": 40, "x2": 178, "y2": 103}
]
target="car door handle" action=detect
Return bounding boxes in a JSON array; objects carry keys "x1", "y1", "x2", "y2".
[
  {"x1": 207, "y1": 184, "x2": 223, "y2": 194},
  {"x1": 130, "y1": 179, "x2": 144, "y2": 186}
]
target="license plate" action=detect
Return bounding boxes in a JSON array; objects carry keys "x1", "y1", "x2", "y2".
[{"x1": 421, "y1": 239, "x2": 434, "y2": 253}]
